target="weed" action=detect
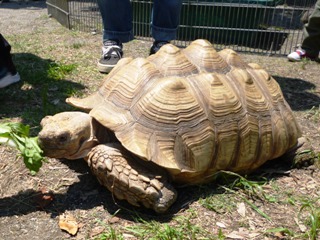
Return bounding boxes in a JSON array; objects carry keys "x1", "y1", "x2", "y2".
[
  {"x1": 298, "y1": 198, "x2": 320, "y2": 240},
  {"x1": 305, "y1": 105, "x2": 320, "y2": 123},
  {"x1": 301, "y1": 57, "x2": 310, "y2": 70},
  {"x1": 125, "y1": 214, "x2": 213, "y2": 240},
  {"x1": 72, "y1": 42, "x2": 84, "y2": 49},
  {"x1": 95, "y1": 226, "x2": 124, "y2": 240},
  {"x1": 47, "y1": 62, "x2": 77, "y2": 81},
  {"x1": 265, "y1": 227, "x2": 295, "y2": 237},
  {"x1": 218, "y1": 171, "x2": 270, "y2": 201},
  {"x1": 199, "y1": 193, "x2": 235, "y2": 214},
  {"x1": 216, "y1": 171, "x2": 273, "y2": 221}
]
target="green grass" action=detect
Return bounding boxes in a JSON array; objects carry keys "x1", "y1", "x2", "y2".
[
  {"x1": 94, "y1": 213, "x2": 220, "y2": 240},
  {"x1": 265, "y1": 196, "x2": 320, "y2": 239},
  {"x1": 0, "y1": 52, "x2": 83, "y2": 129},
  {"x1": 95, "y1": 226, "x2": 124, "y2": 240},
  {"x1": 199, "y1": 192, "x2": 236, "y2": 214}
]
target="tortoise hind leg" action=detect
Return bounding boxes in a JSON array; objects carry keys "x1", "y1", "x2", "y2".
[
  {"x1": 289, "y1": 137, "x2": 317, "y2": 168},
  {"x1": 86, "y1": 143, "x2": 177, "y2": 213}
]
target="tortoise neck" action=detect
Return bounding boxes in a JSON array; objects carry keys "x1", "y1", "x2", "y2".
[{"x1": 92, "y1": 118, "x2": 118, "y2": 144}]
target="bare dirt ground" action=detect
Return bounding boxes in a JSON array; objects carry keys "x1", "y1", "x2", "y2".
[{"x1": 0, "y1": 1, "x2": 320, "y2": 239}]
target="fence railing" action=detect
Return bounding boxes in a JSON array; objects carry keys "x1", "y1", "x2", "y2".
[{"x1": 46, "y1": 0, "x2": 317, "y2": 56}]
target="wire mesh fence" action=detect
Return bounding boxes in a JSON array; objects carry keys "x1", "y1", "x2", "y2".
[{"x1": 46, "y1": 0, "x2": 317, "y2": 56}]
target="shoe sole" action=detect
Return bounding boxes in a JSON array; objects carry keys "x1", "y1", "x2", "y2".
[
  {"x1": 97, "y1": 62, "x2": 115, "y2": 73},
  {"x1": 287, "y1": 56, "x2": 319, "y2": 62},
  {"x1": 0, "y1": 73, "x2": 20, "y2": 88},
  {"x1": 287, "y1": 57, "x2": 301, "y2": 62}
]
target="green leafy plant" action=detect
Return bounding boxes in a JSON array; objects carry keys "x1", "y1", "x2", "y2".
[
  {"x1": 95, "y1": 226, "x2": 124, "y2": 240},
  {"x1": 0, "y1": 122, "x2": 45, "y2": 175},
  {"x1": 299, "y1": 198, "x2": 320, "y2": 240},
  {"x1": 47, "y1": 62, "x2": 77, "y2": 80},
  {"x1": 217, "y1": 171, "x2": 272, "y2": 221}
]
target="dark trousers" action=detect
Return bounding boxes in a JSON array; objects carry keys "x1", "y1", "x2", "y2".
[
  {"x1": 97, "y1": 0, "x2": 183, "y2": 43},
  {"x1": 302, "y1": 0, "x2": 320, "y2": 56},
  {"x1": 0, "y1": 34, "x2": 17, "y2": 76}
]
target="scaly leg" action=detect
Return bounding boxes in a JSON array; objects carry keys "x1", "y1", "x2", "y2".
[{"x1": 86, "y1": 143, "x2": 177, "y2": 213}]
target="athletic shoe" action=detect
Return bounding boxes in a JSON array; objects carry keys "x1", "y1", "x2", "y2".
[
  {"x1": 97, "y1": 39, "x2": 123, "y2": 73},
  {"x1": 287, "y1": 48, "x2": 318, "y2": 62},
  {"x1": 0, "y1": 71, "x2": 20, "y2": 88},
  {"x1": 150, "y1": 41, "x2": 169, "y2": 55}
]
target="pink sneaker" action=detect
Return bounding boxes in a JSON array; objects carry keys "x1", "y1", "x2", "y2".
[{"x1": 287, "y1": 49, "x2": 318, "y2": 62}]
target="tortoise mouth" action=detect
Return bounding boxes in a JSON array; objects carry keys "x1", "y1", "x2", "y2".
[
  {"x1": 38, "y1": 143, "x2": 78, "y2": 159},
  {"x1": 38, "y1": 135, "x2": 98, "y2": 160}
]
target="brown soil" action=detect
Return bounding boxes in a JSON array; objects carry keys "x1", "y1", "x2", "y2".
[{"x1": 1, "y1": 1, "x2": 320, "y2": 239}]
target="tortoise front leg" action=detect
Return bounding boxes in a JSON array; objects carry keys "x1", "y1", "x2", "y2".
[{"x1": 85, "y1": 143, "x2": 177, "y2": 213}]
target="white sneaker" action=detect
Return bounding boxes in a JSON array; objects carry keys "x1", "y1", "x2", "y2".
[
  {"x1": 287, "y1": 49, "x2": 318, "y2": 62},
  {"x1": 0, "y1": 72, "x2": 20, "y2": 88}
]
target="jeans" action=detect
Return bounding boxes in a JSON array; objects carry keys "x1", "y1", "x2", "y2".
[
  {"x1": 302, "y1": 0, "x2": 320, "y2": 56},
  {"x1": 97, "y1": 0, "x2": 183, "y2": 43}
]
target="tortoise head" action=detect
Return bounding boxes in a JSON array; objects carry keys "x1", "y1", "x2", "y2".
[{"x1": 38, "y1": 111, "x2": 99, "y2": 159}]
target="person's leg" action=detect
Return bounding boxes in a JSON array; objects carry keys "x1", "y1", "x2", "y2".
[
  {"x1": 151, "y1": 0, "x2": 182, "y2": 42},
  {"x1": 302, "y1": 0, "x2": 320, "y2": 57},
  {"x1": 288, "y1": 0, "x2": 320, "y2": 61},
  {"x1": 97, "y1": 0, "x2": 133, "y2": 43},
  {"x1": 97, "y1": 0, "x2": 133, "y2": 73},
  {"x1": 150, "y1": 0, "x2": 182, "y2": 54},
  {"x1": 0, "y1": 34, "x2": 20, "y2": 88}
]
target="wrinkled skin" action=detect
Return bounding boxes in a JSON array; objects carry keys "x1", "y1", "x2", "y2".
[{"x1": 38, "y1": 112, "x2": 99, "y2": 159}]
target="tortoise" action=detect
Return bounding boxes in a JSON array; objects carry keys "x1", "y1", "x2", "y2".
[{"x1": 38, "y1": 39, "x2": 303, "y2": 213}]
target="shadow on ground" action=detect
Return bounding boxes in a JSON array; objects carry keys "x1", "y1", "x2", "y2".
[
  {"x1": 0, "y1": 151, "x2": 296, "y2": 223},
  {"x1": 0, "y1": 157, "x2": 179, "y2": 222},
  {"x1": 274, "y1": 75, "x2": 320, "y2": 111},
  {"x1": 0, "y1": 52, "x2": 85, "y2": 130},
  {"x1": 0, "y1": 0, "x2": 46, "y2": 10}
]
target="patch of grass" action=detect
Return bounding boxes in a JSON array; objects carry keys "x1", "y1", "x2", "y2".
[
  {"x1": 301, "y1": 57, "x2": 311, "y2": 70},
  {"x1": 265, "y1": 227, "x2": 295, "y2": 238},
  {"x1": 216, "y1": 171, "x2": 273, "y2": 221},
  {"x1": 199, "y1": 193, "x2": 236, "y2": 214},
  {"x1": 1, "y1": 53, "x2": 84, "y2": 127},
  {"x1": 305, "y1": 105, "x2": 320, "y2": 123},
  {"x1": 217, "y1": 171, "x2": 273, "y2": 202},
  {"x1": 95, "y1": 226, "x2": 124, "y2": 240},
  {"x1": 298, "y1": 198, "x2": 320, "y2": 240},
  {"x1": 47, "y1": 62, "x2": 77, "y2": 81},
  {"x1": 123, "y1": 214, "x2": 215, "y2": 240},
  {"x1": 266, "y1": 196, "x2": 320, "y2": 239},
  {"x1": 71, "y1": 42, "x2": 84, "y2": 49}
]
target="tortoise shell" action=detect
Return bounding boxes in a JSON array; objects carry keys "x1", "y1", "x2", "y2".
[{"x1": 67, "y1": 39, "x2": 301, "y2": 184}]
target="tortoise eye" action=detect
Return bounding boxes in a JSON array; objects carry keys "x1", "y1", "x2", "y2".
[{"x1": 58, "y1": 133, "x2": 69, "y2": 143}]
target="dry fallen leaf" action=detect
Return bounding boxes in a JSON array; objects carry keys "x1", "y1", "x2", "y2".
[
  {"x1": 33, "y1": 187, "x2": 54, "y2": 209},
  {"x1": 294, "y1": 217, "x2": 307, "y2": 232},
  {"x1": 89, "y1": 226, "x2": 105, "y2": 238},
  {"x1": 237, "y1": 202, "x2": 246, "y2": 217},
  {"x1": 226, "y1": 231, "x2": 245, "y2": 239},
  {"x1": 58, "y1": 213, "x2": 79, "y2": 236},
  {"x1": 108, "y1": 216, "x2": 120, "y2": 224},
  {"x1": 216, "y1": 221, "x2": 227, "y2": 228}
]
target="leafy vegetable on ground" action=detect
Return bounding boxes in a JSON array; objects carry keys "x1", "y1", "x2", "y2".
[{"x1": 0, "y1": 122, "x2": 45, "y2": 174}]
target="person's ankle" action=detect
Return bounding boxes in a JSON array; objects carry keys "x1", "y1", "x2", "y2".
[{"x1": 150, "y1": 40, "x2": 170, "y2": 55}]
